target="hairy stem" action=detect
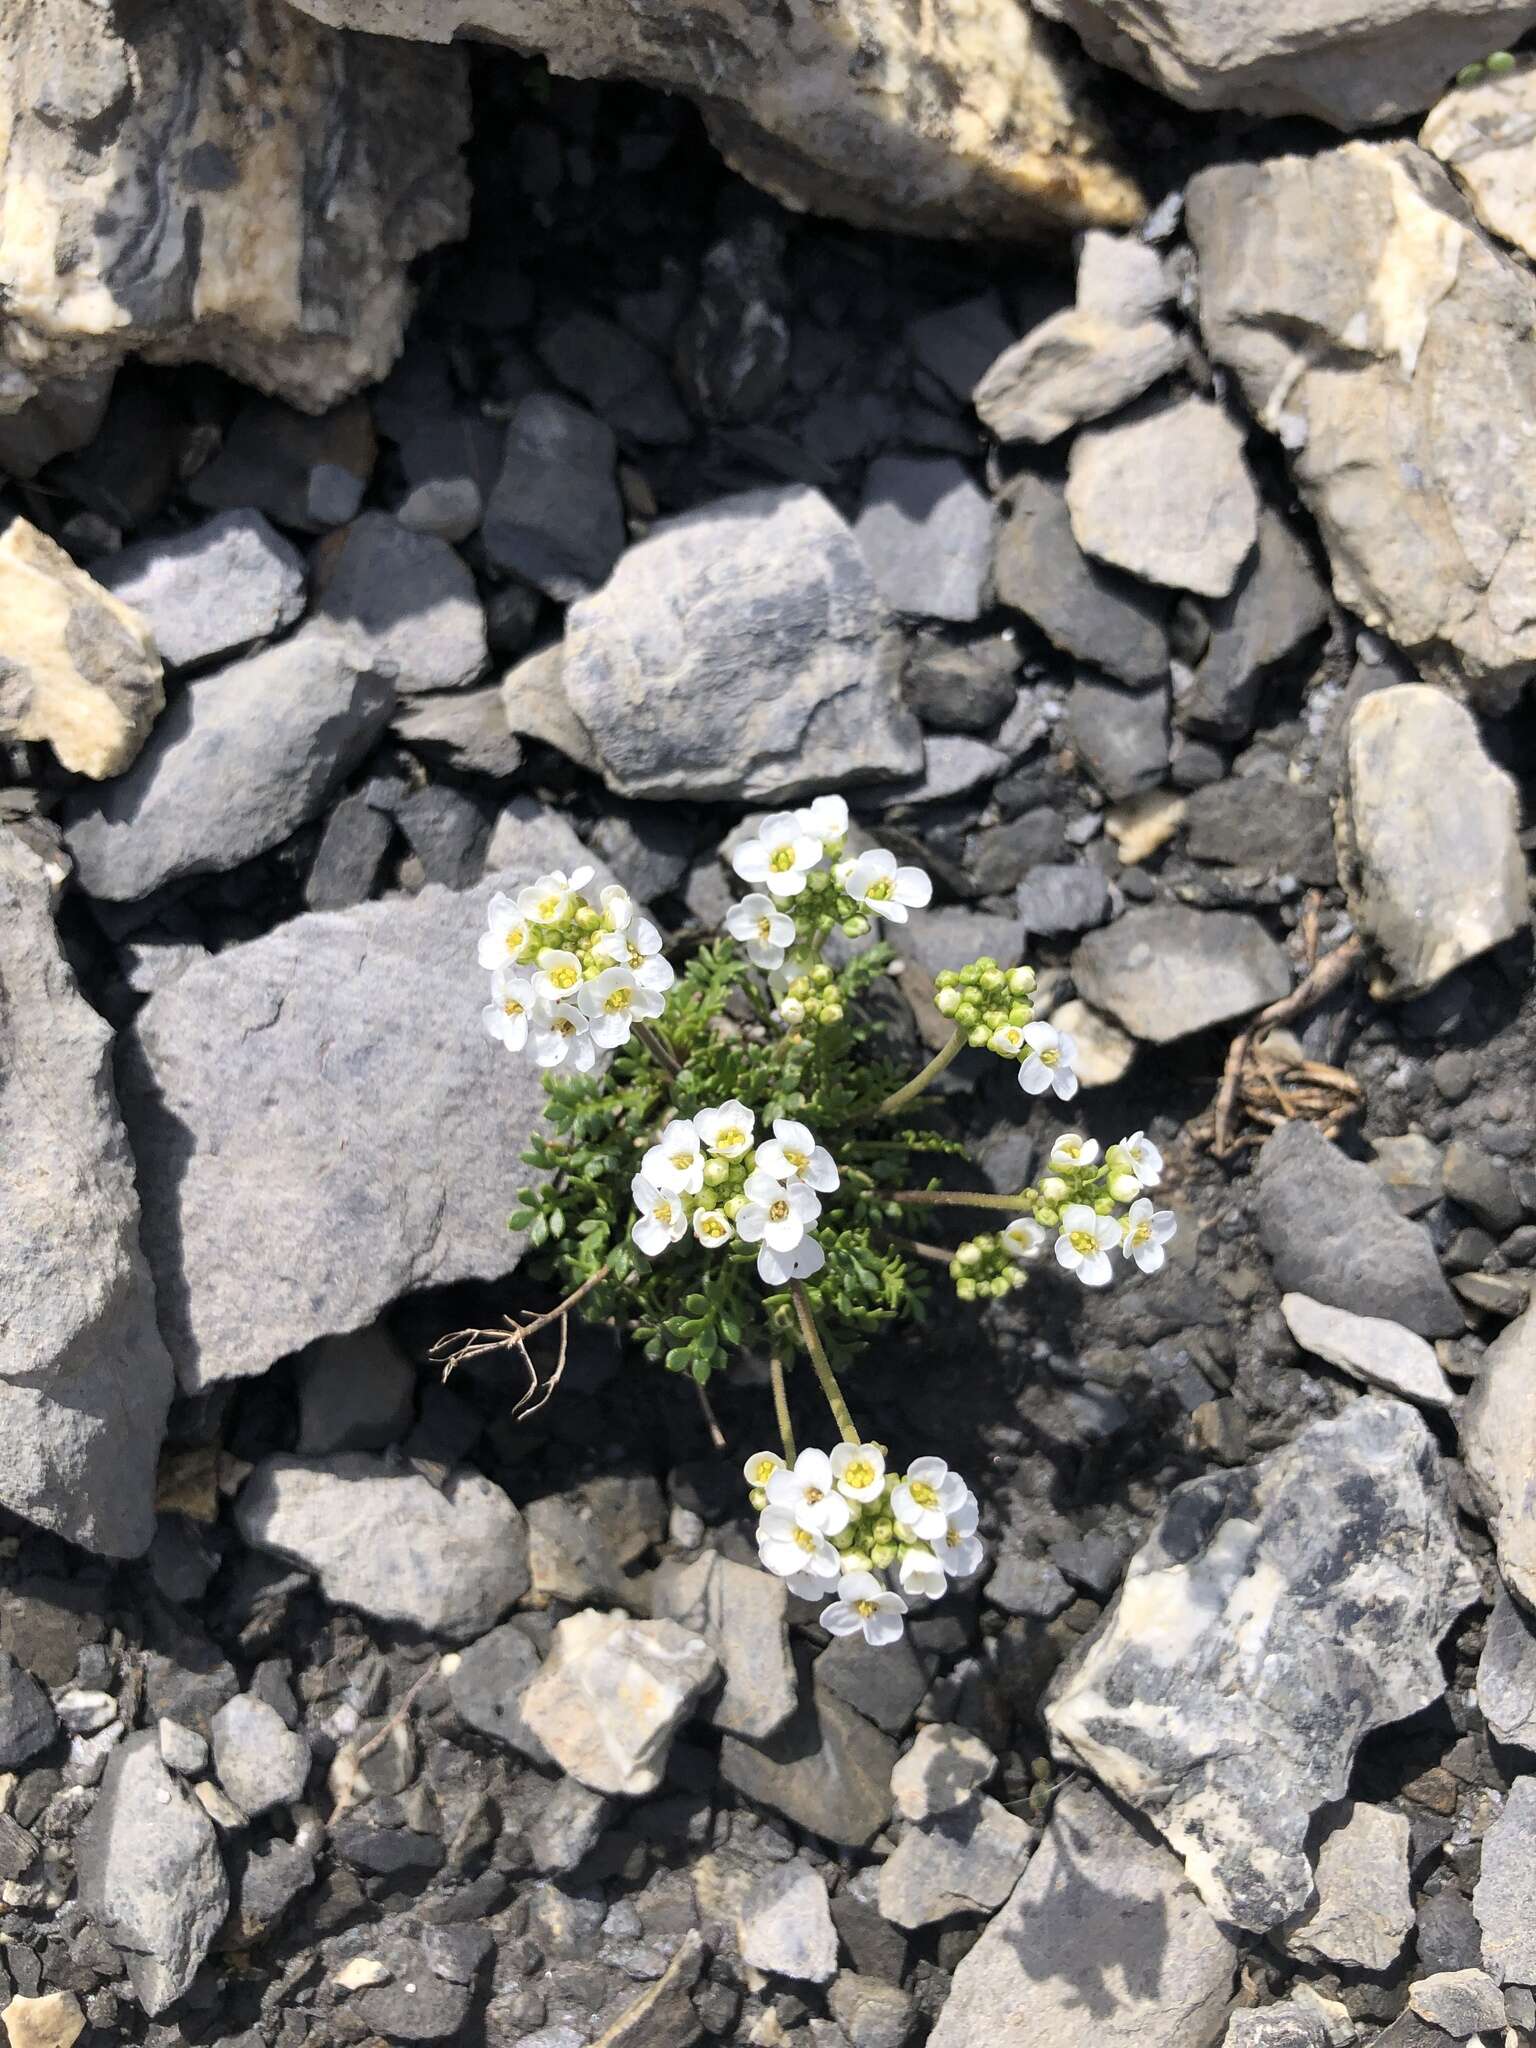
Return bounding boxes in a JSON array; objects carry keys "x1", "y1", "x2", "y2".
[
  {"x1": 887, "y1": 1189, "x2": 1029, "y2": 1214},
  {"x1": 769, "y1": 1354, "x2": 796, "y2": 1463},
  {"x1": 864, "y1": 1027, "x2": 964, "y2": 1120},
  {"x1": 634, "y1": 1021, "x2": 682, "y2": 1076},
  {"x1": 789, "y1": 1281, "x2": 860, "y2": 1445}
]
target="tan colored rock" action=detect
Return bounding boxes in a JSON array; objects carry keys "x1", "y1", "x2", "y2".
[
  {"x1": 1, "y1": 1992, "x2": 86, "y2": 2048},
  {"x1": 280, "y1": 0, "x2": 1144, "y2": 240},
  {"x1": 1049, "y1": 999, "x2": 1136, "y2": 1088},
  {"x1": 1461, "y1": 1307, "x2": 1536, "y2": 1609},
  {"x1": 0, "y1": 519, "x2": 162, "y2": 780},
  {"x1": 0, "y1": 0, "x2": 469, "y2": 419},
  {"x1": 521, "y1": 1610, "x2": 719, "y2": 1797},
  {"x1": 1422, "y1": 58, "x2": 1536, "y2": 259},
  {"x1": 1105, "y1": 789, "x2": 1186, "y2": 864},
  {"x1": 974, "y1": 308, "x2": 1180, "y2": 442}
]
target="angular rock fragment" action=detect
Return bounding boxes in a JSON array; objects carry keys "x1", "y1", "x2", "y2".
[
  {"x1": 890, "y1": 1724, "x2": 996, "y2": 1822},
  {"x1": 1067, "y1": 674, "x2": 1170, "y2": 799},
  {"x1": 720, "y1": 1662, "x2": 896, "y2": 1848},
  {"x1": 974, "y1": 309, "x2": 1180, "y2": 442},
  {"x1": 1072, "y1": 904, "x2": 1290, "y2": 1043},
  {"x1": 187, "y1": 396, "x2": 376, "y2": 531},
  {"x1": 315, "y1": 512, "x2": 487, "y2": 692},
  {"x1": 1281, "y1": 1802, "x2": 1413, "y2": 1971},
  {"x1": 650, "y1": 1553, "x2": 797, "y2": 1740},
  {"x1": 1461, "y1": 1307, "x2": 1536, "y2": 1609},
  {"x1": 97, "y1": 511, "x2": 307, "y2": 674},
  {"x1": 210, "y1": 1695, "x2": 311, "y2": 1817},
  {"x1": 446, "y1": 1621, "x2": 550, "y2": 1764},
  {"x1": 1473, "y1": 1774, "x2": 1536, "y2": 1985},
  {"x1": 1409, "y1": 1968, "x2": 1510, "y2": 2037},
  {"x1": 482, "y1": 394, "x2": 626, "y2": 602},
  {"x1": 854, "y1": 455, "x2": 995, "y2": 623},
  {"x1": 1177, "y1": 510, "x2": 1330, "y2": 740},
  {"x1": 1477, "y1": 1586, "x2": 1536, "y2": 1747},
  {"x1": 0, "y1": 1652, "x2": 57, "y2": 1769},
  {"x1": 1046, "y1": 1399, "x2": 1479, "y2": 1930},
  {"x1": 521, "y1": 1610, "x2": 719, "y2": 1797},
  {"x1": 878, "y1": 1796, "x2": 1034, "y2": 1929},
  {"x1": 1280, "y1": 1293, "x2": 1457, "y2": 1409},
  {"x1": 994, "y1": 472, "x2": 1169, "y2": 685},
  {"x1": 738, "y1": 1862, "x2": 838, "y2": 1983},
  {"x1": 1423, "y1": 59, "x2": 1536, "y2": 260}
]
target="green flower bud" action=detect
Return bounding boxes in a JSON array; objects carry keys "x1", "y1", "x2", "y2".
[
  {"x1": 968, "y1": 1025, "x2": 991, "y2": 1048},
  {"x1": 820, "y1": 1001, "x2": 844, "y2": 1025},
  {"x1": 722, "y1": 1195, "x2": 745, "y2": 1220},
  {"x1": 871, "y1": 1517, "x2": 895, "y2": 1545},
  {"x1": 842, "y1": 915, "x2": 871, "y2": 938},
  {"x1": 891, "y1": 1520, "x2": 915, "y2": 1543},
  {"x1": 1008, "y1": 965, "x2": 1037, "y2": 994},
  {"x1": 1008, "y1": 1003, "x2": 1033, "y2": 1027},
  {"x1": 979, "y1": 968, "x2": 1005, "y2": 994},
  {"x1": 958, "y1": 963, "x2": 980, "y2": 987},
  {"x1": 749, "y1": 1487, "x2": 767, "y2": 1511},
  {"x1": 957, "y1": 1242, "x2": 983, "y2": 1268},
  {"x1": 703, "y1": 1156, "x2": 730, "y2": 1188},
  {"x1": 806, "y1": 869, "x2": 832, "y2": 893},
  {"x1": 841, "y1": 1549, "x2": 872, "y2": 1575},
  {"x1": 936, "y1": 986, "x2": 962, "y2": 1018},
  {"x1": 1039, "y1": 1175, "x2": 1069, "y2": 1203},
  {"x1": 810, "y1": 963, "x2": 833, "y2": 986},
  {"x1": 1488, "y1": 49, "x2": 1517, "y2": 73},
  {"x1": 1108, "y1": 1171, "x2": 1141, "y2": 1204},
  {"x1": 956, "y1": 1278, "x2": 977, "y2": 1302},
  {"x1": 1094, "y1": 1195, "x2": 1117, "y2": 1217},
  {"x1": 574, "y1": 905, "x2": 600, "y2": 931},
  {"x1": 788, "y1": 976, "x2": 811, "y2": 1000},
  {"x1": 780, "y1": 997, "x2": 806, "y2": 1025},
  {"x1": 831, "y1": 1525, "x2": 857, "y2": 1551},
  {"x1": 869, "y1": 1542, "x2": 897, "y2": 1571},
  {"x1": 955, "y1": 1000, "x2": 980, "y2": 1029},
  {"x1": 974, "y1": 956, "x2": 998, "y2": 973},
  {"x1": 1035, "y1": 1204, "x2": 1060, "y2": 1229},
  {"x1": 935, "y1": 969, "x2": 958, "y2": 990}
]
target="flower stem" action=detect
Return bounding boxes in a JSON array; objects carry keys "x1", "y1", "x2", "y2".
[
  {"x1": 789, "y1": 1281, "x2": 860, "y2": 1445},
  {"x1": 769, "y1": 1354, "x2": 796, "y2": 1464},
  {"x1": 634, "y1": 1021, "x2": 682, "y2": 1076},
  {"x1": 863, "y1": 1027, "x2": 964, "y2": 1121},
  {"x1": 887, "y1": 1189, "x2": 1030, "y2": 1213}
]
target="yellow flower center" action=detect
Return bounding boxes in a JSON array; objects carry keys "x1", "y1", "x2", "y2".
[
  {"x1": 843, "y1": 1458, "x2": 875, "y2": 1491},
  {"x1": 804, "y1": 1486, "x2": 824, "y2": 1505},
  {"x1": 769, "y1": 1198, "x2": 790, "y2": 1224},
  {"x1": 909, "y1": 1481, "x2": 939, "y2": 1510},
  {"x1": 604, "y1": 986, "x2": 633, "y2": 1014},
  {"x1": 785, "y1": 1146, "x2": 809, "y2": 1170},
  {"x1": 755, "y1": 916, "x2": 773, "y2": 940},
  {"x1": 654, "y1": 1198, "x2": 674, "y2": 1224},
  {"x1": 505, "y1": 929, "x2": 525, "y2": 954},
  {"x1": 503, "y1": 997, "x2": 524, "y2": 1017},
  {"x1": 553, "y1": 1017, "x2": 576, "y2": 1038},
  {"x1": 699, "y1": 1215, "x2": 727, "y2": 1241},
  {"x1": 866, "y1": 877, "x2": 893, "y2": 901},
  {"x1": 1069, "y1": 1228, "x2": 1098, "y2": 1256},
  {"x1": 1130, "y1": 1220, "x2": 1151, "y2": 1246},
  {"x1": 670, "y1": 1148, "x2": 694, "y2": 1170},
  {"x1": 1039, "y1": 1047, "x2": 1059, "y2": 1067},
  {"x1": 718, "y1": 1125, "x2": 745, "y2": 1152},
  {"x1": 537, "y1": 895, "x2": 561, "y2": 920},
  {"x1": 793, "y1": 1526, "x2": 816, "y2": 1553},
  {"x1": 750, "y1": 1457, "x2": 776, "y2": 1482},
  {"x1": 856, "y1": 1599, "x2": 878, "y2": 1618},
  {"x1": 769, "y1": 846, "x2": 796, "y2": 872},
  {"x1": 552, "y1": 964, "x2": 578, "y2": 990},
  {"x1": 945, "y1": 1527, "x2": 962, "y2": 1549}
]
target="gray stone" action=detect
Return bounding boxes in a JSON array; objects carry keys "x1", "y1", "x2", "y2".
[
  {"x1": 235, "y1": 1456, "x2": 530, "y2": 1641},
  {"x1": 391, "y1": 410, "x2": 501, "y2": 542},
  {"x1": 1222, "y1": 2009, "x2": 1329, "y2": 2048},
  {"x1": 720, "y1": 1667, "x2": 896, "y2": 1849},
  {"x1": 521, "y1": 1611, "x2": 719, "y2": 1798},
  {"x1": 158, "y1": 1720, "x2": 208, "y2": 1775},
  {"x1": 304, "y1": 788, "x2": 394, "y2": 911},
  {"x1": 1474, "y1": 1774, "x2": 1536, "y2": 1985},
  {"x1": 393, "y1": 683, "x2": 524, "y2": 781},
  {"x1": 0, "y1": 835, "x2": 173, "y2": 1556},
  {"x1": 1016, "y1": 861, "x2": 1112, "y2": 937},
  {"x1": 1046, "y1": 1399, "x2": 1479, "y2": 1930},
  {"x1": 315, "y1": 512, "x2": 487, "y2": 693},
  {"x1": 482, "y1": 394, "x2": 625, "y2": 603},
  {"x1": 76, "y1": 1731, "x2": 228, "y2": 2016},
  {"x1": 1255, "y1": 1123, "x2": 1464, "y2": 1340},
  {"x1": 586, "y1": 805, "x2": 695, "y2": 903},
  {"x1": 884, "y1": 734, "x2": 1008, "y2": 807},
  {"x1": 973, "y1": 308, "x2": 1180, "y2": 442},
  {"x1": 63, "y1": 624, "x2": 393, "y2": 902},
  {"x1": 446, "y1": 1621, "x2": 550, "y2": 1764},
  {"x1": 907, "y1": 293, "x2": 1016, "y2": 405},
  {"x1": 561, "y1": 485, "x2": 921, "y2": 802},
  {"x1": 296, "y1": 1325, "x2": 417, "y2": 1454},
  {"x1": 1282, "y1": 1801, "x2": 1412, "y2": 1971},
  {"x1": 1371, "y1": 1134, "x2": 1446, "y2": 1218},
  {"x1": 877, "y1": 1795, "x2": 1033, "y2": 1928},
  {"x1": 394, "y1": 783, "x2": 489, "y2": 888},
  {"x1": 1461, "y1": 1308, "x2": 1536, "y2": 1609},
  {"x1": 853, "y1": 455, "x2": 995, "y2": 623},
  {"x1": 650, "y1": 1553, "x2": 797, "y2": 1741},
  {"x1": 1477, "y1": 1586, "x2": 1536, "y2": 1747},
  {"x1": 1067, "y1": 673, "x2": 1170, "y2": 800},
  {"x1": 1280, "y1": 1293, "x2": 1457, "y2": 1409},
  {"x1": 537, "y1": 307, "x2": 690, "y2": 445},
  {"x1": 928, "y1": 1781, "x2": 1237, "y2": 2048},
  {"x1": 1183, "y1": 775, "x2": 1335, "y2": 885},
  {"x1": 211, "y1": 1695, "x2": 311, "y2": 1817},
  {"x1": 499, "y1": 645, "x2": 601, "y2": 774},
  {"x1": 995, "y1": 472, "x2": 1168, "y2": 685},
  {"x1": 1077, "y1": 231, "x2": 1172, "y2": 325},
  {"x1": 1067, "y1": 397, "x2": 1259, "y2": 598},
  {"x1": 984, "y1": 1551, "x2": 1075, "y2": 1619},
  {"x1": 350, "y1": 1928, "x2": 478, "y2": 2040},
  {"x1": 0, "y1": 1652, "x2": 56, "y2": 1768},
  {"x1": 1072, "y1": 903, "x2": 1290, "y2": 1043},
  {"x1": 188, "y1": 395, "x2": 377, "y2": 532},
  {"x1": 1424, "y1": 57, "x2": 1536, "y2": 267},
  {"x1": 1443, "y1": 1139, "x2": 1522, "y2": 1236},
  {"x1": 1178, "y1": 511, "x2": 1329, "y2": 740},
  {"x1": 890, "y1": 1724, "x2": 996, "y2": 1822},
  {"x1": 814, "y1": 1627, "x2": 930, "y2": 1738},
  {"x1": 904, "y1": 630, "x2": 1020, "y2": 734},
  {"x1": 97, "y1": 511, "x2": 306, "y2": 673},
  {"x1": 1338, "y1": 684, "x2": 1527, "y2": 1000},
  {"x1": 738, "y1": 1861, "x2": 838, "y2": 1984},
  {"x1": 225, "y1": 1836, "x2": 316, "y2": 1946},
  {"x1": 525, "y1": 1474, "x2": 667, "y2": 1604},
  {"x1": 1409, "y1": 1969, "x2": 1508, "y2": 2037},
  {"x1": 827, "y1": 1973, "x2": 917, "y2": 2048},
  {"x1": 529, "y1": 1777, "x2": 615, "y2": 1876}
]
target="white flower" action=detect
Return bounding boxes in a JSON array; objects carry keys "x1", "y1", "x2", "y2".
[
  {"x1": 840, "y1": 848, "x2": 932, "y2": 924},
  {"x1": 532, "y1": 1001, "x2": 595, "y2": 1070},
  {"x1": 695, "y1": 1099, "x2": 755, "y2": 1160},
  {"x1": 796, "y1": 794, "x2": 848, "y2": 847},
  {"x1": 937, "y1": 1492, "x2": 985, "y2": 1578},
  {"x1": 577, "y1": 965, "x2": 664, "y2": 1048},
  {"x1": 1053, "y1": 1202, "x2": 1120, "y2": 1287},
  {"x1": 755, "y1": 1118, "x2": 839, "y2": 1193},
  {"x1": 767, "y1": 1449, "x2": 852, "y2": 1536},
  {"x1": 477, "y1": 892, "x2": 530, "y2": 971},
  {"x1": 725, "y1": 893, "x2": 798, "y2": 970},
  {"x1": 820, "y1": 1570, "x2": 908, "y2": 1648},
  {"x1": 1121, "y1": 1197, "x2": 1177, "y2": 1275},
  {"x1": 743, "y1": 1450, "x2": 785, "y2": 1490},
  {"x1": 517, "y1": 866, "x2": 594, "y2": 926},
  {"x1": 1049, "y1": 1133, "x2": 1100, "y2": 1170},
  {"x1": 1121, "y1": 1131, "x2": 1163, "y2": 1189},
  {"x1": 595, "y1": 915, "x2": 674, "y2": 992},
  {"x1": 598, "y1": 883, "x2": 634, "y2": 932},
  {"x1": 736, "y1": 1169, "x2": 820, "y2": 1254},
  {"x1": 891, "y1": 1456, "x2": 969, "y2": 1543},
  {"x1": 756, "y1": 1235, "x2": 826, "y2": 1287},
  {"x1": 533, "y1": 947, "x2": 584, "y2": 1004},
  {"x1": 1019, "y1": 1021, "x2": 1079, "y2": 1101},
  {"x1": 630, "y1": 1174, "x2": 688, "y2": 1258},
  {"x1": 829, "y1": 1442, "x2": 886, "y2": 1503},
  {"x1": 642, "y1": 1119, "x2": 705, "y2": 1196},
  {"x1": 757, "y1": 1506, "x2": 839, "y2": 1582},
  {"x1": 988, "y1": 1021, "x2": 1027, "y2": 1057},
  {"x1": 1002, "y1": 1217, "x2": 1047, "y2": 1262},
  {"x1": 898, "y1": 1547, "x2": 948, "y2": 1601},
  {"x1": 482, "y1": 970, "x2": 536, "y2": 1051},
  {"x1": 732, "y1": 813, "x2": 823, "y2": 900},
  {"x1": 692, "y1": 1207, "x2": 734, "y2": 1249}
]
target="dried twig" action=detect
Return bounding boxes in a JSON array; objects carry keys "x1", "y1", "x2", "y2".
[
  {"x1": 1207, "y1": 934, "x2": 1364, "y2": 1159},
  {"x1": 431, "y1": 1263, "x2": 610, "y2": 1422},
  {"x1": 328, "y1": 1661, "x2": 439, "y2": 1824},
  {"x1": 694, "y1": 1377, "x2": 727, "y2": 1451}
]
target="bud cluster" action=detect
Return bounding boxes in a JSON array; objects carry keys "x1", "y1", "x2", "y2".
[
  {"x1": 934, "y1": 958, "x2": 1079, "y2": 1102},
  {"x1": 630, "y1": 1104, "x2": 840, "y2": 1286},
  {"x1": 948, "y1": 1231, "x2": 1032, "y2": 1301},
  {"x1": 965, "y1": 1129, "x2": 1178, "y2": 1292}
]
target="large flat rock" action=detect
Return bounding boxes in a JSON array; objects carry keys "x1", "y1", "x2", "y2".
[{"x1": 1072, "y1": 904, "x2": 1290, "y2": 1043}]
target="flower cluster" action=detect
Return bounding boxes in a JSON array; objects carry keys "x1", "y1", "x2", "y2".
[
  {"x1": 631, "y1": 1105, "x2": 840, "y2": 1286},
  {"x1": 745, "y1": 1444, "x2": 983, "y2": 1642},
  {"x1": 972, "y1": 1128, "x2": 1176, "y2": 1292},
  {"x1": 933, "y1": 957, "x2": 1079, "y2": 1101},
  {"x1": 479, "y1": 867, "x2": 674, "y2": 1069}
]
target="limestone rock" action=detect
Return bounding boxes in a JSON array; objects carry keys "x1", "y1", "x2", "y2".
[
  {"x1": 315, "y1": 512, "x2": 487, "y2": 693},
  {"x1": 1423, "y1": 58, "x2": 1536, "y2": 260},
  {"x1": 877, "y1": 1795, "x2": 1034, "y2": 1928},
  {"x1": 560, "y1": 486, "x2": 922, "y2": 803},
  {"x1": 1045, "y1": 997, "x2": 1136, "y2": 1088},
  {"x1": 1282, "y1": 1802, "x2": 1413, "y2": 1971},
  {"x1": 854, "y1": 455, "x2": 995, "y2": 624},
  {"x1": 1033, "y1": 0, "x2": 1536, "y2": 127},
  {"x1": 650, "y1": 1552, "x2": 797, "y2": 1741},
  {"x1": 738, "y1": 1861, "x2": 838, "y2": 1984},
  {"x1": 210, "y1": 1695, "x2": 311, "y2": 1818},
  {"x1": 1338, "y1": 684, "x2": 1526, "y2": 1000},
  {"x1": 1072, "y1": 905, "x2": 1290, "y2": 1044},
  {"x1": 974, "y1": 308, "x2": 1180, "y2": 442},
  {"x1": 280, "y1": 0, "x2": 1144, "y2": 242},
  {"x1": 1473, "y1": 1774, "x2": 1536, "y2": 1985},
  {"x1": 0, "y1": 0, "x2": 469, "y2": 416},
  {"x1": 994, "y1": 472, "x2": 1169, "y2": 686},
  {"x1": 720, "y1": 1662, "x2": 896, "y2": 1848},
  {"x1": 235, "y1": 1456, "x2": 529, "y2": 1641},
  {"x1": 1187, "y1": 141, "x2": 1536, "y2": 710},
  {"x1": 0, "y1": 518, "x2": 162, "y2": 778},
  {"x1": 0, "y1": 833, "x2": 173, "y2": 1557},
  {"x1": 1222, "y1": 2008, "x2": 1329, "y2": 2048},
  {"x1": 1409, "y1": 1968, "x2": 1509, "y2": 2036},
  {"x1": 1280, "y1": 1293, "x2": 1457, "y2": 1409},
  {"x1": 447, "y1": 1621, "x2": 550, "y2": 1765},
  {"x1": 1045, "y1": 1399, "x2": 1480, "y2": 1931},
  {"x1": 521, "y1": 1610, "x2": 719, "y2": 1797},
  {"x1": 1477, "y1": 1586, "x2": 1536, "y2": 1747},
  {"x1": 0, "y1": 1993, "x2": 86, "y2": 2048},
  {"x1": 890, "y1": 1723, "x2": 996, "y2": 1822},
  {"x1": 927, "y1": 1781, "x2": 1237, "y2": 2048},
  {"x1": 1461, "y1": 1307, "x2": 1536, "y2": 1609},
  {"x1": 482, "y1": 394, "x2": 626, "y2": 602},
  {"x1": 525, "y1": 1473, "x2": 666, "y2": 1604},
  {"x1": 1178, "y1": 509, "x2": 1330, "y2": 741},
  {"x1": 97, "y1": 511, "x2": 307, "y2": 675}
]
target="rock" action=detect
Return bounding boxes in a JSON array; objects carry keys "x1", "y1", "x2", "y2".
[
  {"x1": 1178, "y1": 511, "x2": 1329, "y2": 741},
  {"x1": 1255, "y1": 1124, "x2": 1464, "y2": 1340},
  {"x1": 1477, "y1": 1586, "x2": 1536, "y2": 1747},
  {"x1": 720, "y1": 1664, "x2": 896, "y2": 1849},
  {"x1": 538, "y1": 307, "x2": 690, "y2": 445},
  {"x1": 1371, "y1": 1132, "x2": 1446, "y2": 1218},
  {"x1": 500, "y1": 646, "x2": 601, "y2": 775},
  {"x1": 117, "y1": 854, "x2": 573, "y2": 1387},
  {"x1": 1183, "y1": 776, "x2": 1336, "y2": 885},
  {"x1": 210, "y1": 1695, "x2": 311, "y2": 1817},
  {"x1": 1337, "y1": 685, "x2": 1526, "y2": 1000},
  {"x1": 1188, "y1": 142, "x2": 1536, "y2": 710},
  {"x1": 481, "y1": 395, "x2": 626, "y2": 603},
  {"x1": 1280, "y1": 1293, "x2": 1457, "y2": 1409},
  {"x1": 63, "y1": 625, "x2": 393, "y2": 902},
  {"x1": 76, "y1": 1731, "x2": 229, "y2": 2016},
  {"x1": 1047, "y1": 997, "x2": 1136, "y2": 1087},
  {"x1": 827, "y1": 1974, "x2": 917, "y2": 2048},
  {"x1": 394, "y1": 784, "x2": 490, "y2": 888},
  {"x1": 1443, "y1": 1139, "x2": 1522, "y2": 1236},
  {"x1": 561, "y1": 486, "x2": 921, "y2": 802},
  {"x1": 296, "y1": 1325, "x2": 417, "y2": 1455},
  {"x1": 853, "y1": 456, "x2": 995, "y2": 623},
  {"x1": 446, "y1": 1621, "x2": 550, "y2": 1765},
  {"x1": 0, "y1": 518, "x2": 163, "y2": 779},
  {"x1": 528, "y1": 1778, "x2": 615, "y2": 1875},
  {"x1": 0, "y1": 835, "x2": 173, "y2": 1557},
  {"x1": 994, "y1": 473, "x2": 1168, "y2": 686},
  {"x1": 159, "y1": 1720, "x2": 209, "y2": 1775},
  {"x1": 1066, "y1": 675, "x2": 1170, "y2": 799},
  {"x1": 1282, "y1": 1802, "x2": 1413, "y2": 1970},
  {"x1": 907, "y1": 293, "x2": 1017, "y2": 405},
  {"x1": 649, "y1": 1553, "x2": 797, "y2": 1740},
  {"x1": 973, "y1": 309, "x2": 1180, "y2": 442},
  {"x1": 878, "y1": 1796, "x2": 1034, "y2": 1928},
  {"x1": 1078, "y1": 231, "x2": 1172, "y2": 324},
  {"x1": 1046, "y1": 1399, "x2": 1479, "y2": 1930},
  {"x1": 1409, "y1": 1969, "x2": 1508, "y2": 2036},
  {"x1": 815, "y1": 1627, "x2": 931, "y2": 1737},
  {"x1": 236, "y1": 1457, "x2": 528, "y2": 1641},
  {"x1": 521, "y1": 1611, "x2": 718, "y2": 1798},
  {"x1": 1033, "y1": 0, "x2": 1536, "y2": 126},
  {"x1": 1016, "y1": 863, "x2": 1112, "y2": 937},
  {"x1": 0, "y1": 1995, "x2": 86, "y2": 2048},
  {"x1": 188, "y1": 395, "x2": 376, "y2": 531},
  {"x1": 281, "y1": 0, "x2": 1143, "y2": 241},
  {"x1": 1067, "y1": 397, "x2": 1259, "y2": 599},
  {"x1": 886, "y1": 734, "x2": 1009, "y2": 807},
  {"x1": 904, "y1": 631, "x2": 1021, "y2": 734},
  {"x1": 1461, "y1": 1308, "x2": 1536, "y2": 1608},
  {"x1": 225, "y1": 1837, "x2": 316, "y2": 1945},
  {"x1": 394, "y1": 684, "x2": 523, "y2": 782},
  {"x1": 349, "y1": 1928, "x2": 478, "y2": 2040},
  {"x1": 1222, "y1": 2009, "x2": 1329, "y2": 2048},
  {"x1": 305, "y1": 788, "x2": 395, "y2": 911},
  {"x1": 585, "y1": 805, "x2": 695, "y2": 904},
  {"x1": 0, "y1": 1651, "x2": 56, "y2": 1769},
  {"x1": 315, "y1": 513, "x2": 486, "y2": 693},
  {"x1": 587, "y1": 1927, "x2": 706, "y2": 2048},
  {"x1": 928, "y1": 1781, "x2": 1237, "y2": 2048},
  {"x1": 890, "y1": 1724, "x2": 996, "y2": 1822},
  {"x1": 96, "y1": 511, "x2": 307, "y2": 675},
  {"x1": 1473, "y1": 1774, "x2": 1536, "y2": 1985},
  {"x1": 1423, "y1": 59, "x2": 1536, "y2": 260},
  {"x1": 526, "y1": 1474, "x2": 667, "y2": 1604},
  {"x1": 1072, "y1": 904, "x2": 1290, "y2": 1043},
  {"x1": 0, "y1": 0, "x2": 468, "y2": 415},
  {"x1": 738, "y1": 1861, "x2": 838, "y2": 1984},
  {"x1": 0, "y1": 368, "x2": 113, "y2": 482}
]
